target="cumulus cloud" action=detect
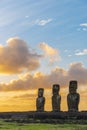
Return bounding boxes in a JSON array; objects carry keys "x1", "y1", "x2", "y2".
[
  {"x1": 39, "y1": 42, "x2": 60, "y2": 63},
  {"x1": 75, "y1": 49, "x2": 87, "y2": 56},
  {"x1": 68, "y1": 62, "x2": 87, "y2": 85},
  {"x1": 0, "y1": 62, "x2": 87, "y2": 91},
  {"x1": 35, "y1": 19, "x2": 52, "y2": 26},
  {"x1": 0, "y1": 38, "x2": 41, "y2": 74}
]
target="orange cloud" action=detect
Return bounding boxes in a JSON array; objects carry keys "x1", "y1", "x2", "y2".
[
  {"x1": 0, "y1": 38, "x2": 41, "y2": 74},
  {"x1": 0, "y1": 62, "x2": 87, "y2": 91},
  {"x1": 39, "y1": 42, "x2": 60, "y2": 63}
]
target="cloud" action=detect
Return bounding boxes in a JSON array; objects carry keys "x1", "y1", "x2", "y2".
[
  {"x1": 75, "y1": 49, "x2": 87, "y2": 56},
  {"x1": 79, "y1": 23, "x2": 87, "y2": 32},
  {"x1": 0, "y1": 62, "x2": 87, "y2": 91},
  {"x1": 35, "y1": 19, "x2": 52, "y2": 26},
  {"x1": 68, "y1": 55, "x2": 72, "y2": 57},
  {"x1": 68, "y1": 62, "x2": 87, "y2": 85},
  {"x1": 77, "y1": 27, "x2": 87, "y2": 32},
  {"x1": 0, "y1": 38, "x2": 41, "y2": 74},
  {"x1": 80, "y1": 23, "x2": 87, "y2": 27},
  {"x1": 39, "y1": 42, "x2": 60, "y2": 63}
]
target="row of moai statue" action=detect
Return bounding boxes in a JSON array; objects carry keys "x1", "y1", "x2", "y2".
[{"x1": 36, "y1": 80, "x2": 80, "y2": 112}]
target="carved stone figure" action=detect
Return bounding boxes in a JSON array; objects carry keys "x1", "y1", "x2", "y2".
[
  {"x1": 36, "y1": 88, "x2": 45, "y2": 111},
  {"x1": 67, "y1": 81, "x2": 80, "y2": 111},
  {"x1": 52, "y1": 84, "x2": 61, "y2": 111}
]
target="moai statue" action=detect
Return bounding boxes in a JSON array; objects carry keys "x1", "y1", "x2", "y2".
[
  {"x1": 52, "y1": 84, "x2": 61, "y2": 111},
  {"x1": 36, "y1": 88, "x2": 45, "y2": 111},
  {"x1": 67, "y1": 81, "x2": 80, "y2": 112}
]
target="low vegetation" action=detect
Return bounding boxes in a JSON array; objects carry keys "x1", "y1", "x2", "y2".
[{"x1": 0, "y1": 119, "x2": 87, "y2": 130}]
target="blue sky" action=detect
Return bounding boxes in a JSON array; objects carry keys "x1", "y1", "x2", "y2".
[{"x1": 0, "y1": 0, "x2": 87, "y2": 81}]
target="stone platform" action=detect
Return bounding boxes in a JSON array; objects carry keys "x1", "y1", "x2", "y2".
[{"x1": 0, "y1": 111, "x2": 87, "y2": 124}]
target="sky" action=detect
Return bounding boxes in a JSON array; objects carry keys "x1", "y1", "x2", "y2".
[{"x1": 0, "y1": 0, "x2": 87, "y2": 111}]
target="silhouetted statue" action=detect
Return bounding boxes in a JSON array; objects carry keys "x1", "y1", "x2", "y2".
[
  {"x1": 36, "y1": 88, "x2": 45, "y2": 111},
  {"x1": 67, "y1": 81, "x2": 80, "y2": 112},
  {"x1": 52, "y1": 84, "x2": 61, "y2": 111}
]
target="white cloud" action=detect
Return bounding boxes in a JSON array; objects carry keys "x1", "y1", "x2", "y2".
[
  {"x1": 78, "y1": 23, "x2": 87, "y2": 32},
  {"x1": 75, "y1": 49, "x2": 87, "y2": 56},
  {"x1": 35, "y1": 19, "x2": 52, "y2": 26},
  {"x1": 80, "y1": 23, "x2": 87, "y2": 27},
  {"x1": 68, "y1": 55, "x2": 72, "y2": 57}
]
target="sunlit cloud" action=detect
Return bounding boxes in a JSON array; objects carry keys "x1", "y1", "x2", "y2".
[
  {"x1": 39, "y1": 42, "x2": 60, "y2": 63},
  {"x1": 0, "y1": 37, "x2": 41, "y2": 74},
  {"x1": 68, "y1": 62, "x2": 87, "y2": 85},
  {"x1": 0, "y1": 62, "x2": 87, "y2": 91}
]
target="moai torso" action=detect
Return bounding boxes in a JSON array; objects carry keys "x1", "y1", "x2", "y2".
[
  {"x1": 52, "y1": 84, "x2": 61, "y2": 111},
  {"x1": 67, "y1": 81, "x2": 80, "y2": 111},
  {"x1": 36, "y1": 88, "x2": 45, "y2": 111}
]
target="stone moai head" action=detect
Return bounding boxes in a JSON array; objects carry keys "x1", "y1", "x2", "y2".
[
  {"x1": 38, "y1": 88, "x2": 44, "y2": 97},
  {"x1": 52, "y1": 84, "x2": 60, "y2": 96},
  {"x1": 69, "y1": 80, "x2": 77, "y2": 94}
]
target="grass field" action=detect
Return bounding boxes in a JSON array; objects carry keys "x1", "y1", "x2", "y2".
[{"x1": 0, "y1": 120, "x2": 87, "y2": 130}]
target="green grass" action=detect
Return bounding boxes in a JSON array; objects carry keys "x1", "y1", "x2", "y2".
[{"x1": 0, "y1": 120, "x2": 87, "y2": 130}]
